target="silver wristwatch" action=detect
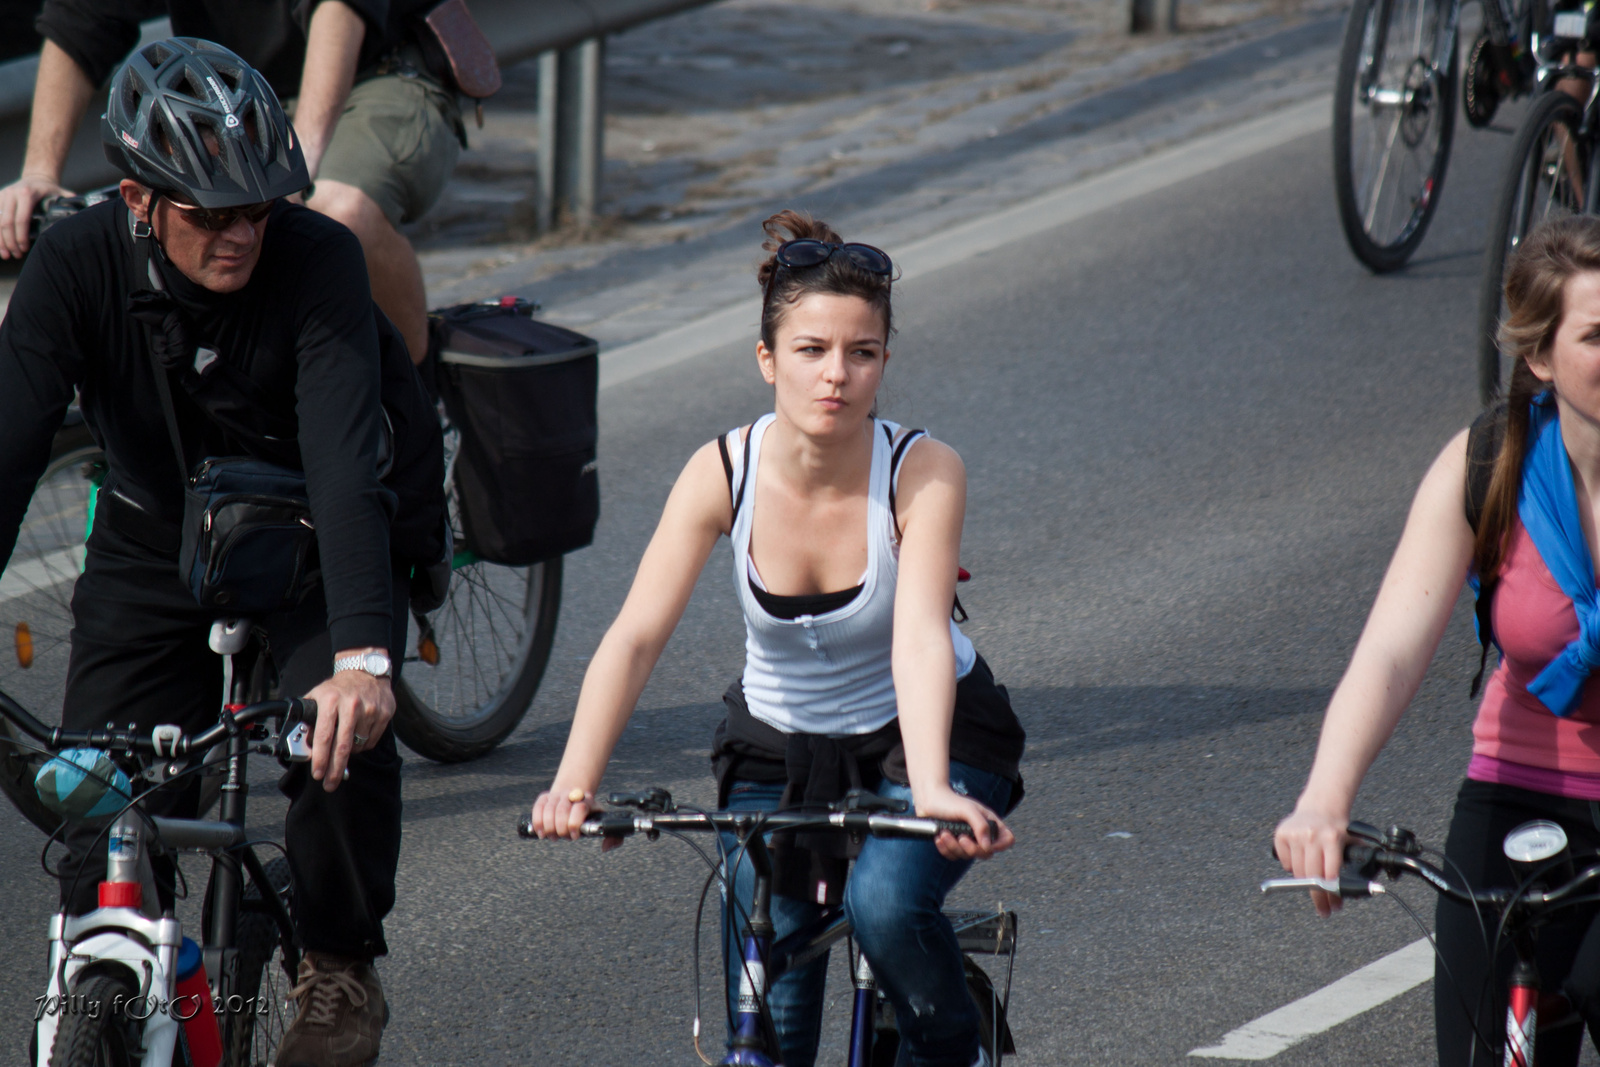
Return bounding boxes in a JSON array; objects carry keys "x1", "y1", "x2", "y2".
[{"x1": 333, "y1": 651, "x2": 392, "y2": 679}]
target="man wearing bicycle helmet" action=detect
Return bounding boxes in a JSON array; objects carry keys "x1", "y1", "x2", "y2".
[
  {"x1": 0, "y1": 39, "x2": 444, "y2": 1067},
  {"x1": 0, "y1": 0, "x2": 462, "y2": 368}
]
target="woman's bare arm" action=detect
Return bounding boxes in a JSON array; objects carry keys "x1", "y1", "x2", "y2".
[
  {"x1": 532, "y1": 439, "x2": 734, "y2": 838},
  {"x1": 892, "y1": 436, "x2": 1015, "y2": 860},
  {"x1": 1275, "y1": 427, "x2": 1475, "y2": 914}
]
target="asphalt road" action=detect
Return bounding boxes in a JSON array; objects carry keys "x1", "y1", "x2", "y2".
[{"x1": 0, "y1": 89, "x2": 1546, "y2": 1067}]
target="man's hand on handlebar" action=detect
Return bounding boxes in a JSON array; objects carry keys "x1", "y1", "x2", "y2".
[
  {"x1": 304, "y1": 652, "x2": 393, "y2": 792},
  {"x1": 1274, "y1": 807, "x2": 1349, "y2": 917},
  {"x1": 0, "y1": 175, "x2": 69, "y2": 259},
  {"x1": 915, "y1": 785, "x2": 1013, "y2": 861}
]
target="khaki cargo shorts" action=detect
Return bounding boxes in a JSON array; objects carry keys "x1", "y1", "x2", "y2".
[{"x1": 313, "y1": 70, "x2": 464, "y2": 227}]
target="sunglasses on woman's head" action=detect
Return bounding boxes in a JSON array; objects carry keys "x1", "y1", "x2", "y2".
[
  {"x1": 764, "y1": 239, "x2": 894, "y2": 307},
  {"x1": 774, "y1": 239, "x2": 893, "y2": 275},
  {"x1": 164, "y1": 197, "x2": 276, "y2": 231}
]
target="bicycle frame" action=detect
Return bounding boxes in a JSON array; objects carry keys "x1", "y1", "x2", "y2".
[{"x1": 10, "y1": 667, "x2": 309, "y2": 1067}]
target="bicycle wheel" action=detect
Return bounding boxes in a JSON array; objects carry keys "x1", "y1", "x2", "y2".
[
  {"x1": 49, "y1": 971, "x2": 142, "y2": 1067},
  {"x1": 0, "y1": 436, "x2": 103, "y2": 834},
  {"x1": 393, "y1": 552, "x2": 562, "y2": 762},
  {"x1": 228, "y1": 856, "x2": 298, "y2": 1067},
  {"x1": 1333, "y1": 0, "x2": 1458, "y2": 272},
  {"x1": 1477, "y1": 90, "x2": 1589, "y2": 402}
]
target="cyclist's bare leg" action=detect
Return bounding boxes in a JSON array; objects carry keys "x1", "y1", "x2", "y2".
[{"x1": 307, "y1": 179, "x2": 430, "y2": 365}]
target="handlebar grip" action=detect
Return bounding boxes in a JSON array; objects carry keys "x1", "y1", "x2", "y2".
[
  {"x1": 516, "y1": 816, "x2": 536, "y2": 839},
  {"x1": 932, "y1": 819, "x2": 1000, "y2": 840},
  {"x1": 300, "y1": 698, "x2": 317, "y2": 723}
]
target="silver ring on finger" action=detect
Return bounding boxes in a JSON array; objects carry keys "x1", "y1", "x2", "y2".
[{"x1": 353, "y1": 732, "x2": 368, "y2": 746}]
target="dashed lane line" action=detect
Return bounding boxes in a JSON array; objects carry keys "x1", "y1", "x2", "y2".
[{"x1": 1188, "y1": 938, "x2": 1434, "y2": 1060}]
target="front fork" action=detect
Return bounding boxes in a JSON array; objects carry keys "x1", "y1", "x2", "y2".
[
  {"x1": 848, "y1": 951, "x2": 877, "y2": 1067},
  {"x1": 725, "y1": 832, "x2": 777, "y2": 1067}
]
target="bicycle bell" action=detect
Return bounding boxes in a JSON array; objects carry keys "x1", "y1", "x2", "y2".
[{"x1": 1504, "y1": 820, "x2": 1574, "y2": 881}]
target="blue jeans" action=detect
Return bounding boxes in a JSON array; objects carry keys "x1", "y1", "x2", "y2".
[{"x1": 720, "y1": 761, "x2": 1015, "y2": 1067}]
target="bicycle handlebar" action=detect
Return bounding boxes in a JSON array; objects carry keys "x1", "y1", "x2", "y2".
[
  {"x1": 1259, "y1": 820, "x2": 1600, "y2": 913},
  {"x1": 0, "y1": 689, "x2": 316, "y2": 758},
  {"x1": 515, "y1": 808, "x2": 990, "y2": 841}
]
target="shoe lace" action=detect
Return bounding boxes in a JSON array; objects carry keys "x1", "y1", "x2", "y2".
[{"x1": 288, "y1": 966, "x2": 369, "y2": 1029}]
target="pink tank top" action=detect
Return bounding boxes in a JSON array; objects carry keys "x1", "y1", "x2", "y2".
[{"x1": 1470, "y1": 517, "x2": 1600, "y2": 797}]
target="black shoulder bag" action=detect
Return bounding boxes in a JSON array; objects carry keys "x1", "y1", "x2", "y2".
[{"x1": 130, "y1": 236, "x2": 321, "y2": 617}]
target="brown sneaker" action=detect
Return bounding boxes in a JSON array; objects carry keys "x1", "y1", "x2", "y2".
[{"x1": 272, "y1": 952, "x2": 388, "y2": 1067}]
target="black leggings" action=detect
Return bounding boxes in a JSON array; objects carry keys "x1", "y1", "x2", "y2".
[{"x1": 1436, "y1": 779, "x2": 1600, "y2": 1065}]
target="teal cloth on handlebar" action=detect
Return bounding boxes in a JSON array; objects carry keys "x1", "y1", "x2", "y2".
[
  {"x1": 34, "y1": 748, "x2": 134, "y2": 820},
  {"x1": 1521, "y1": 392, "x2": 1600, "y2": 716}
]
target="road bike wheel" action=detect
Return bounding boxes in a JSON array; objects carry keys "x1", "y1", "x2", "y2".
[
  {"x1": 1477, "y1": 89, "x2": 1589, "y2": 402},
  {"x1": 49, "y1": 971, "x2": 142, "y2": 1067},
  {"x1": 0, "y1": 435, "x2": 103, "y2": 834},
  {"x1": 393, "y1": 553, "x2": 562, "y2": 762},
  {"x1": 228, "y1": 856, "x2": 298, "y2": 1067},
  {"x1": 1333, "y1": 0, "x2": 1458, "y2": 272}
]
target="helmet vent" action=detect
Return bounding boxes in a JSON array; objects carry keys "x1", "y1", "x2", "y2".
[
  {"x1": 142, "y1": 42, "x2": 174, "y2": 68},
  {"x1": 178, "y1": 68, "x2": 210, "y2": 104}
]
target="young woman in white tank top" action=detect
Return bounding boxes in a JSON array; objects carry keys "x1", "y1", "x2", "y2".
[{"x1": 530, "y1": 210, "x2": 1025, "y2": 1067}]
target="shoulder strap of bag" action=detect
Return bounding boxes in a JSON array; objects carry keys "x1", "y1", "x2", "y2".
[
  {"x1": 1466, "y1": 402, "x2": 1508, "y2": 698},
  {"x1": 132, "y1": 232, "x2": 192, "y2": 487}
]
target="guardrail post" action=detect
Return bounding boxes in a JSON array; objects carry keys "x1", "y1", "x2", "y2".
[
  {"x1": 535, "y1": 36, "x2": 605, "y2": 231},
  {"x1": 1130, "y1": 0, "x2": 1177, "y2": 32}
]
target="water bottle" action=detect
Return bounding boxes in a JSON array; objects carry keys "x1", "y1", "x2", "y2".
[{"x1": 174, "y1": 937, "x2": 223, "y2": 1067}]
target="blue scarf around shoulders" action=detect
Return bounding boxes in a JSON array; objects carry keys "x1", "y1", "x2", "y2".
[{"x1": 1521, "y1": 391, "x2": 1600, "y2": 716}]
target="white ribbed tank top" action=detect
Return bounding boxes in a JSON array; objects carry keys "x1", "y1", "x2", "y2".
[{"x1": 728, "y1": 414, "x2": 976, "y2": 736}]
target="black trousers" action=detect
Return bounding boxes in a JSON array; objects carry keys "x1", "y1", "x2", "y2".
[
  {"x1": 57, "y1": 517, "x2": 405, "y2": 960},
  {"x1": 1436, "y1": 779, "x2": 1600, "y2": 1065}
]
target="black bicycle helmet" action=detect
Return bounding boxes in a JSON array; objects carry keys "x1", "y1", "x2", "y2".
[{"x1": 102, "y1": 37, "x2": 308, "y2": 208}]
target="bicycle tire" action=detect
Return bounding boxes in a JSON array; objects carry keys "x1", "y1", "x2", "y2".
[
  {"x1": 227, "y1": 856, "x2": 297, "y2": 1067},
  {"x1": 0, "y1": 436, "x2": 104, "y2": 835},
  {"x1": 1333, "y1": 0, "x2": 1458, "y2": 272},
  {"x1": 49, "y1": 970, "x2": 142, "y2": 1067},
  {"x1": 1477, "y1": 89, "x2": 1588, "y2": 403},
  {"x1": 393, "y1": 554, "x2": 562, "y2": 762}
]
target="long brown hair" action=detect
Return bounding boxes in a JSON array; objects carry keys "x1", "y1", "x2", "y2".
[
  {"x1": 1476, "y1": 216, "x2": 1600, "y2": 581},
  {"x1": 756, "y1": 210, "x2": 894, "y2": 349}
]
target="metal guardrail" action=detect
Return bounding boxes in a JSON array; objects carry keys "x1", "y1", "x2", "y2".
[{"x1": 0, "y1": 0, "x2": 725, "y2": 229}]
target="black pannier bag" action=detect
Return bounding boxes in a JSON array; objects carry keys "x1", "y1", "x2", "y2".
[{"x1": 431, "y1": 298, "x2": 600, "y2": 565}]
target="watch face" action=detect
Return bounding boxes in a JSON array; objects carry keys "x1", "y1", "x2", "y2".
[{"x1": 364, "y1": 652, "x2": 392, "y2": 676}]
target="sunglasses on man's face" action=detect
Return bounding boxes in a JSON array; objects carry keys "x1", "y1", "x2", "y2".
[{"x1": 164, "y1": 198, "x2": 276, "y2": 231}]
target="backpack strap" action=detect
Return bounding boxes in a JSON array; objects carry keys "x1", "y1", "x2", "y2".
[
  {"x1": 719, "y1": 426, "x2": 754, "y2": 521},
  {"x1": 1466, "y1": 402, "x2": 1508, "y2": 698},
  {"x1": 887, "y1": 426, "x2": 926, "y2": 540}
]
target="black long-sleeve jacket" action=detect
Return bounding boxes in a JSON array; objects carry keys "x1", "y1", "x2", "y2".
[
  {"x1": 0, "y1": 199, "x2": 442, "y2": 652},
  {"x1": 36, "y1": 0, "x2": 432, "y2": 98}
]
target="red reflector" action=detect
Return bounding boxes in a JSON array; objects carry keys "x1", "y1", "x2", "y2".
[
  {"x1": 957, "y1": 568, "x2": 971, "y2": 582},
  {"x1": 499, "y1": 295, "x2": 518, "y2": 307},
  {"x1": 99, "y1": 881, "x2": 142, "y2": 909}
]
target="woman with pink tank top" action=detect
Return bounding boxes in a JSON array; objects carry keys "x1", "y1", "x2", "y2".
[{"x1": 1276, "y1": 215, "x2": 1600, "y2": 1067}]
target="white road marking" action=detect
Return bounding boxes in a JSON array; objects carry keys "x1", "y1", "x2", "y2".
[
  {"x1": 597, "y1": 93, "x2": 1333, "y2": 390},
  {"x1": 1188, "y1": 938, "x2": 1434, "y2": 1060},
  {"x1": 0, "y1": 547, "x2": 82, "y2": 607}
]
